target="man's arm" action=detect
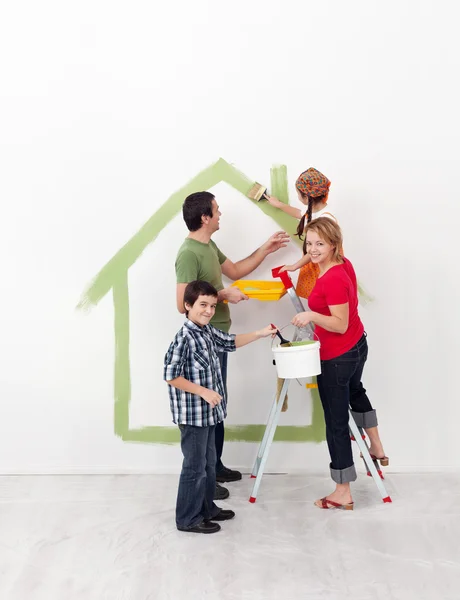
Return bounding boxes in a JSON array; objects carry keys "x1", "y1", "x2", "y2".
[
  {"x1": 176, "y1": 283, "x2": 188, "y2": 313},
  {"x1": 221, "y1": 231, "x2": 290, "y2": 281}
]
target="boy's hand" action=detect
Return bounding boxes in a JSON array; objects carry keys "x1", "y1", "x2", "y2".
[
  {"x1": 200, "y1": 388, "x2": 223, "y2": 407},
  {"x1": 257, "y1": 324, "x2": 278, "y2": 338}
]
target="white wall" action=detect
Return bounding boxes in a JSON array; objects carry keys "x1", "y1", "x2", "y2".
[{"x1": 1, "y1": 0, "x2": 459, "y2": 473}]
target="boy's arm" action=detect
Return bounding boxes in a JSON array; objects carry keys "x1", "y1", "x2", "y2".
[
  {"x1": 166, "y1": 376, "x2": 222, "y2": 407},
  {"x1": 234, "y1": 324, "x2": 277, "y2": 348}
]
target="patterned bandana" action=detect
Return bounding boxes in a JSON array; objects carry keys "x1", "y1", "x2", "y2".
[{"x1": 295, "y1": 168, "x2": 331, "y2": 198}]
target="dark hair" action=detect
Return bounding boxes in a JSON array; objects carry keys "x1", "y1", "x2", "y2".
[
  {"x1": 184, "y1": 280, "x2": 218, "y2": 314},
  {"x1": 296, "y1": 193, "x2": 328, "y2": 255},
  {"x1": 182, "y1": 191, "x2": 215, "y2": 232}
]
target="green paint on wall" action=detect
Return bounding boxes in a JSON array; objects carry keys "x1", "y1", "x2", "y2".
[{"x1": 79, "y1": 158, "x2": 370, "y2": 446}]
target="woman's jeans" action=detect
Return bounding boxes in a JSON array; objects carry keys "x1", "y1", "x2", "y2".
[
  {"x1": 176, "y1": 424, "x2": 221, "y2": 530},
  {"x1": 317, "y1": 334, "x2": 378, "y2": 484}
]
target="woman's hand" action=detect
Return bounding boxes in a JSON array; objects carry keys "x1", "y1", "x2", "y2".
[
  {"x1": 291, "y1": 312, "x2": 314, "y2": 328},
  {"x1": 266, "y1": 196, "x2": 282, "y2": 209}
]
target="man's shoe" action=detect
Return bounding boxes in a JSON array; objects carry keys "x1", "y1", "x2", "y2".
[
  {"x1": 177, "y1": 521, "x2": 221, "y2": 534},
  {"x1": 216, "y1": 466, "x2": 242, "y2": 483},
  {"x1": 206, "y1": 509, "x2": 235, "y2": 522},
  {"x1": 214, "y1": 483, "x2": 230, "y2": 500}
]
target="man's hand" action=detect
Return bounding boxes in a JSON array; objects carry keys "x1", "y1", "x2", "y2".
[
  {"x1": 261, "y1": 231, "x2": 290, "y2": 255},
  {"x1": 200, "y1": 388, "x2": 223, "y2": 407},
  {"x1": 292, "y1": 312, "x2": 314, "y2": 328},
  {"x1": 220, "y1": 287, "x2": 249, "y2": 304}
]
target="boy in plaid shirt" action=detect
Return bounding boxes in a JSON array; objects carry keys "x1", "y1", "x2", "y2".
[{"x1": 164, "y1": 280, "x2": 276, "y2": 534}]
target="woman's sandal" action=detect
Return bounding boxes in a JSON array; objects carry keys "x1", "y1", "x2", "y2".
[
  {"x1": 359, "y1": 453, "x2": 389, "y2": 467},
  {"x1": 315, "y1": 497, "x2": 354, "y2": 511}
]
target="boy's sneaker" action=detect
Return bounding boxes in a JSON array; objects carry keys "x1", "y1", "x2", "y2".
[
  {"x1": 216, "y1": 466, "x2": 242, "y2": 482},
  {"x1": 214, "y1": 483, "x2": 230, "y2": 500}
]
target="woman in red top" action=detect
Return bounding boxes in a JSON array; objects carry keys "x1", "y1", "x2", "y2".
[{"x1": 291, "y1": 218, "x2": 388, "y2": 510}]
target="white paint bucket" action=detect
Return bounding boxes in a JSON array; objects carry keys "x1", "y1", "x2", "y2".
[{"x1": 272, "y1": 340, "x2": 321, "y2": 379}]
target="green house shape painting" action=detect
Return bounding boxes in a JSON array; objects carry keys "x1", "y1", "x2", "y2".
[{"x1": 78, "y1": 158, "x2": 334, "y2": 445}]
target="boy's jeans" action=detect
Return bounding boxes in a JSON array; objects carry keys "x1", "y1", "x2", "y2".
[
  {"x1": 215, "y1": 352, "x2": 228, "y2": 472},
  {"x1": 316, "y1": 334, "x2": 378, "y2": 484},
  {"x1": 176, "y1": 424, "x2": 221, "y2": 530}
]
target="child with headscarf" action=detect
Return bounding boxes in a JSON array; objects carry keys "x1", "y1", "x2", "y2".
[{"x1": 268, "y1": 168, "x2": 338, "y2": 299}]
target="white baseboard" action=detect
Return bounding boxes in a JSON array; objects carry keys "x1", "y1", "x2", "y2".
[{"x1": 1, "y1": 465, "x2": 459, "y2": 476}]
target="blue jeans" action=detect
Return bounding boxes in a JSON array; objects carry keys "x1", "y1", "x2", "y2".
[
  {"x1": 317, "y1": 334, "x2": 378, "y2": 484},
  {"x1": 215, "y1": 352, "x2": 228, "y2": 472},
  {"x1": 176, "y1": 424, "x2": 221, "y2": 530}
]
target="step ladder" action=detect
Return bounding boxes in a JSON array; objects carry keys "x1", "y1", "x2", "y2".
[{"x1": 249, "y1": 266, "x2": 392, "y2": 505}]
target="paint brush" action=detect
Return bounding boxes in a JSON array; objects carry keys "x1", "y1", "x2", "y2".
[
  {"x1": 247, "y1": 182, "x2": 270, "y2": 202},
  {"x1": 271, "y1": 324, "x2": 291, "y2": 346}
]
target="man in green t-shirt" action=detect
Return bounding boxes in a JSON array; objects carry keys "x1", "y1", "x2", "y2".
[{"x1": 175, "y1": 191, "x2": 290, "y2": 500}]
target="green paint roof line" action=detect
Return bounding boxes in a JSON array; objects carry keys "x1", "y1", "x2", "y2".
[
  {"x1": 106, "y1": 161, "x2": 325, "y2": 445},
  {"x1": 78, "y1": 157, "x2": 373, "y2": 446},
  {"x1": 78, "y1": 159, "x2": 302, "y2": 310},
  {"x1": 113, "y1": 275, "x2": 130, "y2": 436}
]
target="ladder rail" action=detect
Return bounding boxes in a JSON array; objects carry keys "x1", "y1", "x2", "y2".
[{"x1": 249, "y1": 267, "x2": 391, "y2": 504}]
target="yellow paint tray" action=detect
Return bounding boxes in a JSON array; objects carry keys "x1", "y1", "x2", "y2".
[{"x1": 231, "y1": 280, "x2": 287, "y2": 302}]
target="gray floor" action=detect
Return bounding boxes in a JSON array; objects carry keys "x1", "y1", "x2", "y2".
[{"x1": 0, "y1": 473, "x2": 458, "y2": 600}]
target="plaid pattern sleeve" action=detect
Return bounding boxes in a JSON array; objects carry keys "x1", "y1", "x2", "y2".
[
  {"x1": 163, "y1": 321, "x2": 227, "y2": 426},
  {"x1": 209, "y1": 326, "x2": 236, "y2": 353}
]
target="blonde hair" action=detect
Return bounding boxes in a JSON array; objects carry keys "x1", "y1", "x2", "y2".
[{"x1": 304, "y1": 217, "x2": 343, "y2": 263}]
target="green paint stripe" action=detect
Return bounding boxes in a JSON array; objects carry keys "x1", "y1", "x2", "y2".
[
  {"x1": 119, "y1": 386, "x2": 325, "y2": 445},
  {"x1": 78, "y1": 160, "x2": 303, "y2": 312},
  {"x1": 113, "y1": 274, "x2": 131, "y2": 436},
  {"x1": 270, "y1": 164, "x2": 289, "y2": 205}
]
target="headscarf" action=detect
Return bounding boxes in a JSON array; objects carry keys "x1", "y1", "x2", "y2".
[{"x1": 295, "y1": 168, "x2": 331, "y2": 198}]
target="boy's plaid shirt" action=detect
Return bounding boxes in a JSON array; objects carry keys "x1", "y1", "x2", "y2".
[{"x1": 164, "y1": 319, "x2": 236, "y2": 426}]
